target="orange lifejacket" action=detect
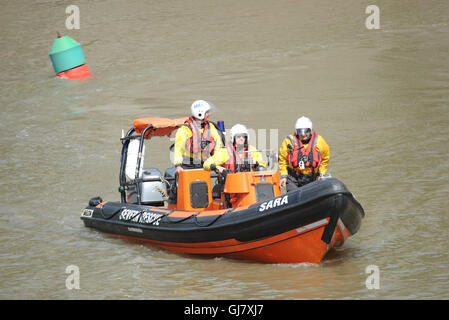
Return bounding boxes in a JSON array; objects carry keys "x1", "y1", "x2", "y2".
[
  {"x1": 224, "y1": 143, "x2": 249, "y2": 173},
  {"x1": 184, "y1": 116, "x2": 216, "y2": 163},
  {"x1": 287, "y1": 130, "x2": 322, "y2": 171}
]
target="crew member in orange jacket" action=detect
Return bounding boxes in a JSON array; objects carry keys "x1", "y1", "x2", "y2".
[
  {"x1": 203, "y1": 123, "x2": 266, "y2": 173},
  {"x1": 173, "y1": 100, "x2": 224, "y2": 174},
  {"x1": 279, "y1": 116, "x2": 330, "y2": 191}
]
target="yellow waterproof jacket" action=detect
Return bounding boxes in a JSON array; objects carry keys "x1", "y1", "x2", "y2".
[
  {"x1": 173, "y1": 121, "x2": 223, "y2": 166},
  {"x1": 203, "y1": 144, "x2": 267, "y2": 171},
  {"x1": 278, "y1": 133, "x2": 330, "y2": 177}
]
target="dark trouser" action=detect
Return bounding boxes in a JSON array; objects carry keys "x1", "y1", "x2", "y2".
[{"x1": 286, "y1": 168, "x2": 317, "y2": 191}]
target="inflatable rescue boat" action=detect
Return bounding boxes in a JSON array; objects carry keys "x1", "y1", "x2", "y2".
[{"x1": 81, "y1": 117, "x2": 365, "y2": 263}]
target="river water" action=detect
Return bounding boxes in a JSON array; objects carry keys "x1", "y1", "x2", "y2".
[{"x1": 0, "y1": 0, "x2": 448, "y2": 300}]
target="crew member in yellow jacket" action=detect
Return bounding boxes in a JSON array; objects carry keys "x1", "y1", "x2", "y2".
[
  {"x1": 173, "y1": 100, "x2": 224, "y2": 175},
  {"x1": 203, "y1": 124, "x2": 266, "y2": 173},
  {"x1": 279, "y1": 116, "x2": 330, "y2": 191}
]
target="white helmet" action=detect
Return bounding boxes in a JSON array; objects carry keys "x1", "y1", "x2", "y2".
[
  {"x1": 295, "y1": 116, "x2": 313, "y2": 134},
  {"x1": 230, "y1": 123, "x2": 249, "y2": 142},
  {"x1": 191, "y1": 100, "x2": 212, "y2": 120}
]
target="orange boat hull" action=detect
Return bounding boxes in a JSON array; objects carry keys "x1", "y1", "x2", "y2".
[{"x1": 105, "y1": 216, "x2": 351, "y2": 264}]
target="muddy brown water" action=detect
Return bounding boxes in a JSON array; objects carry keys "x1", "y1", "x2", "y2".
[{"x1": 0, "y1": 0, "x2": 448, "y2": 299}]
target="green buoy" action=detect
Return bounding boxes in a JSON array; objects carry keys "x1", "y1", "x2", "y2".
[{"x1": 49, "y1": 33, "x2": 86, "y2": 74}]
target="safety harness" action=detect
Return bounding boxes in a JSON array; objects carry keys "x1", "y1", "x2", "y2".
[
  {"x1": 224, "y1": 143, "x2": 250, "y2": 173},
  {"x1": 184, "y1": 116, "x2": 216, "y2": 165},
  {"x1": 287, "y1": 130, "x2": 322, "y2": 179}
]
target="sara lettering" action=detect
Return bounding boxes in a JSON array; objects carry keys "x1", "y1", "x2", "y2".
[{"x1": 259, "y1": 195, "x2": 288, "y2": 212}]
